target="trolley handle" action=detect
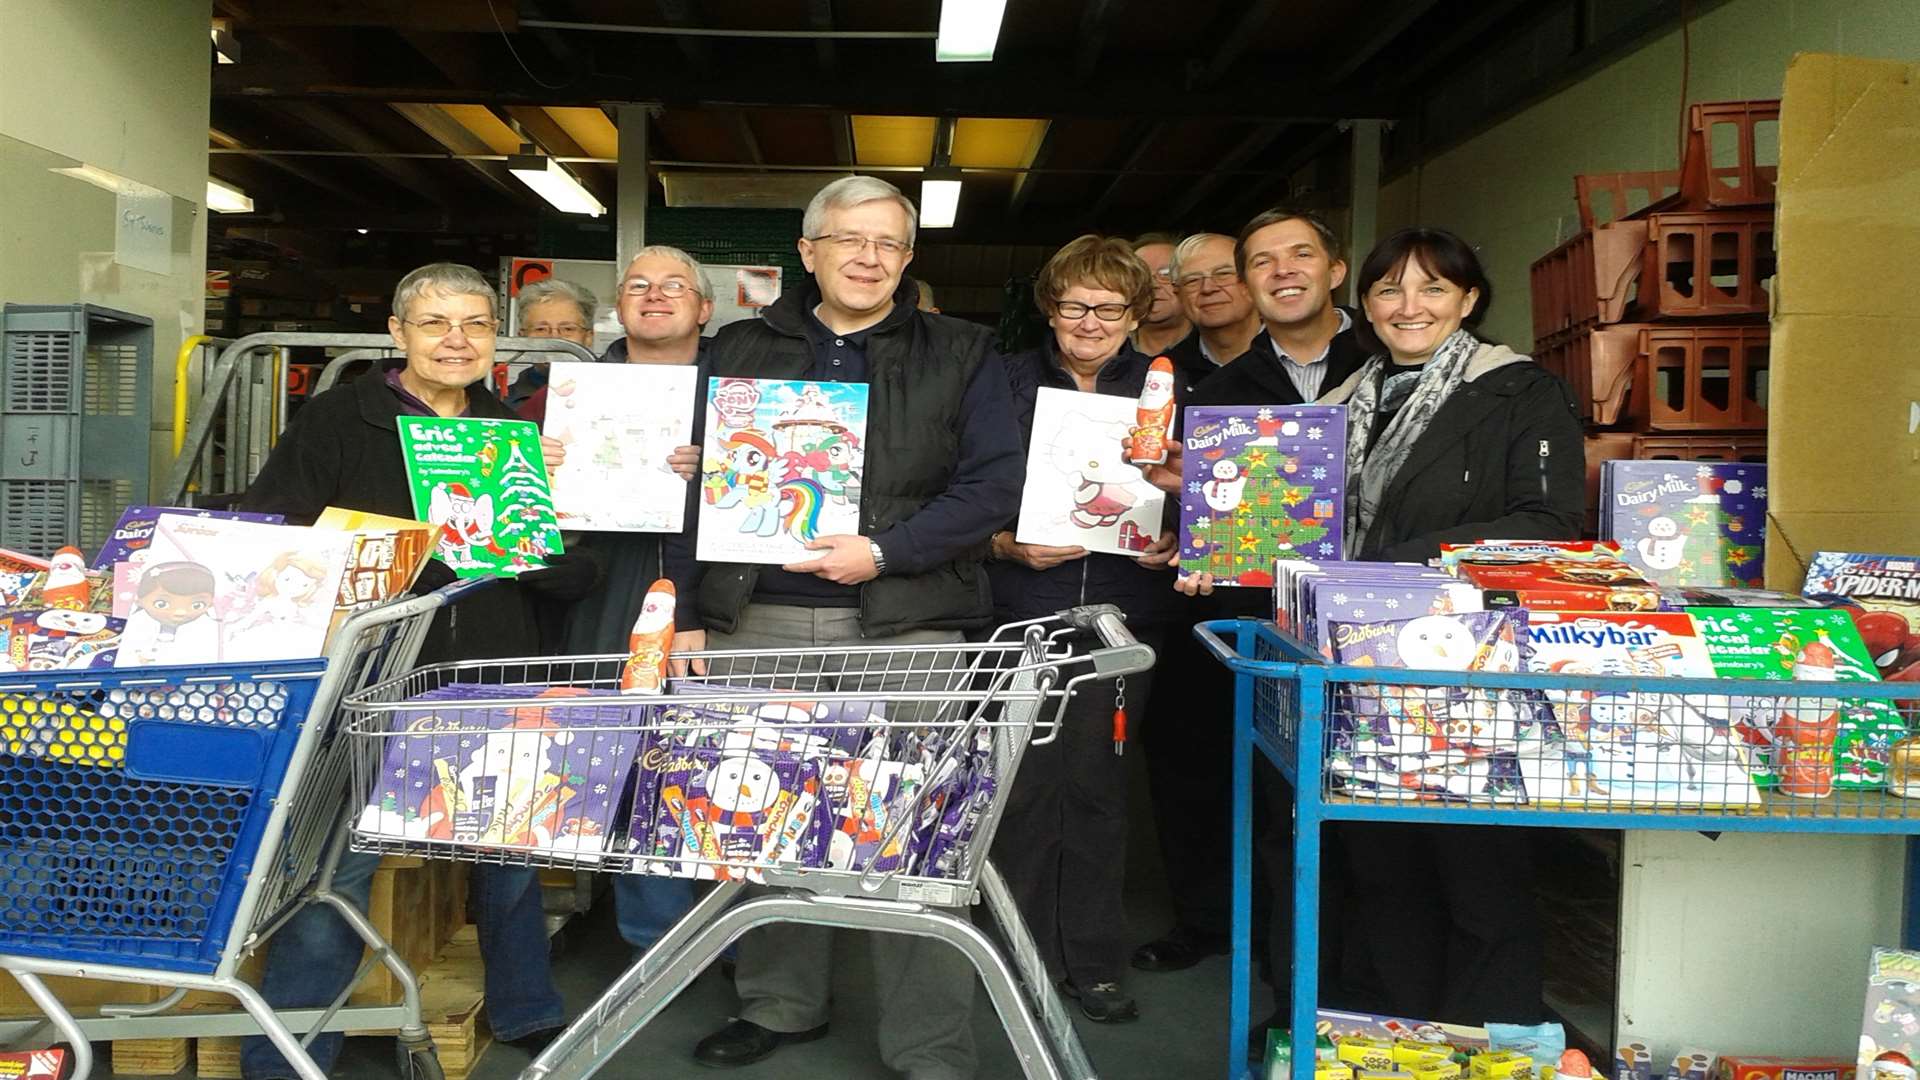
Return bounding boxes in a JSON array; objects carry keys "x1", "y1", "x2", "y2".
[
  {"x1": 1192, "y1": 618, "x2": 1304, "y2": 679},
  {"x1": 1060, "y1": 604, "x2": 1155, "y2": 678}
]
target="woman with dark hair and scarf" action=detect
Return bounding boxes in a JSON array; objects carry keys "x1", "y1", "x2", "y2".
[{"x1": 1318, "y1": 227, "x2": 1584, "y2": 1023}]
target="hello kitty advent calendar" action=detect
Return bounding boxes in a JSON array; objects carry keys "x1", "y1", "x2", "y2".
[
  {"x1": 1015, "y1": 387, "x2": 1165, "y2": 557},
  {"x1": 1178, "y1": 405, "x2": 1346, "y2": 587}
]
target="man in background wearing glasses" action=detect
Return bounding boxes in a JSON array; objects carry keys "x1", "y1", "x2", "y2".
[
  {"x1": 1128, "y1": 232, "x2": 1193, "y2": 361},
  {"x1": 1166, "y1": 231, "x2": 1262, "y2": 395},
  {"x1": 666, "y1": 175, "x2": 1021, "y2": 1079}
]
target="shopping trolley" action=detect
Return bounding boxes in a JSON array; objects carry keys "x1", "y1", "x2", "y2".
[
  {"x1": 1198, "y1": 616, "x2": 1920, "y2": 1080},
  {"x1": 0, "y1": 581, "x2": 483, "y2": 1080},
  {"x1": 340, "y1": 603, "x2": 1156, "y2": 1080}
]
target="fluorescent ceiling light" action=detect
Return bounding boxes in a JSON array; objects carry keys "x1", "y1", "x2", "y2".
[
  {"x1": 508, "y1": 154, "x2": 606, "y2": 217},
  {"x1": 207, "y1": 177, "x2": 254, "y2": 213},
  {"x1": 51, "y1": 164, "x2": 134, "y2": 194},
  {"x1": 936, "y1": 0, "x2": 1007, "y2": 62},
  {"x1": 921, "y1": 177, "x2": 963, "y2": 229}
]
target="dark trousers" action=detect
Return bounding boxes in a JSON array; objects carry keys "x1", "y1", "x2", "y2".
[
  {"x1": 1337, "y1": 823, "x2": 1546, "y2": 1023},
  {"x1": 1143, "y1": 624, "x2": 1246, "y2": 945},
  {"x1": 993, "y1": 633, "x2": 1158, "y2": 988},
  {"x1": 1257, "y1": 761, "x2": 1347, "y2": 1011}
]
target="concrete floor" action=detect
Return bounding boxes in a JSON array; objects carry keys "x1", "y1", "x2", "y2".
[{"x1": 98, "y1": 744, "x2": 1267, "y2": 1079}]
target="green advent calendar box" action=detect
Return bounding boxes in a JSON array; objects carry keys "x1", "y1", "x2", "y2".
[
  {"x1": 1691, "y1": 606, "x2": 1902, "y2": 791},
  {"x1": 396, "y1": 416, "x2": 564, "y2": 578}
]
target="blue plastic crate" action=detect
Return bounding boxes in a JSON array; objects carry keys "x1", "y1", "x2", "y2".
[{"x1": 0, "y1": 659, "x2": 326, "y2": 973}]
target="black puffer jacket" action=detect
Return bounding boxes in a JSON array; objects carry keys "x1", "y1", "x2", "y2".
[
  {"x1": 239, "y1": 364, "x2": 598, "y2": 665},
  {"x1": 989, "y1": 345, "x2": 1174, "y2": 626},
  {"x1": 1322, "y1": 342, "x2": 1586, "y2": 563}
]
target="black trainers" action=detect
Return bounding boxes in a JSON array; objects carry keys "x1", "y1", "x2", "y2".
[{"x1": 1060, "y1": 979, "x2": 1140, "y2": 1024}]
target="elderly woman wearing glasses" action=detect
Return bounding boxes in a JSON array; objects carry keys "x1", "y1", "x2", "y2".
[
  {"x1": 985, "y1": 235, "x2": 1176, "y2": 1024},
  {"x1": 237, "y1": 262, "x2": 598, "y2": 1078}
]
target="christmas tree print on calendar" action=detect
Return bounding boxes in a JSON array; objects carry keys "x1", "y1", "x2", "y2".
[
  {"x1": 1601, "y1": 461, "x2": 1766, "y2": 588},
  {"x1": 396, "y1": 416, "x2": 564, "y2": 579},
  {"x1": 1178, "y1": 405, "x2": 1346, "y2": 587}
]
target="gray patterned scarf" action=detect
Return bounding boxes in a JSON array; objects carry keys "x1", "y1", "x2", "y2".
[{"x1": 1342, "y1": 328, "x2": 1480, "y2": 557}]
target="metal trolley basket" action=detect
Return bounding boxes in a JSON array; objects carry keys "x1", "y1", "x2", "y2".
[
  {"x1": 341, "y1": 604, "x2": 1156, "y2": 1080},
  {"x1": 1198, "y1": 617, "x2": 1920, "y2": 1080},
  {"x1": 0, "y1": 582, "x2": 482, "y2": 1080}
]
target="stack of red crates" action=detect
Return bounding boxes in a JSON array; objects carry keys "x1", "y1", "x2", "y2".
[{"x1": 1528, "y1": 100, "x2": 1780, "y2": 533}]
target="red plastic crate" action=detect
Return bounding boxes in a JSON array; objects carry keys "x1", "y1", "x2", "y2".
[
  {"x1": 1640, "y1": 210, "x2": 1775, "y2": 319},
  {"x1": 1576, "y1": 170, "x2": 1681, "y2": 230},
  {"x1": 1680, "y1": 100, "x2": 1780, "y2": 209},
  {"x1": 1528, "y1": 220, "x2": 1647, "y2": 342},
  {"x1": 1632, "y1": 432, "x2": 1767, "y2": 463},
  {"x1": 1636, "y1": 324, "x2": 1769, "y2": 431},
  {"x1": 1535, "y1": 323, "x2": 1645, "y2": 425}
]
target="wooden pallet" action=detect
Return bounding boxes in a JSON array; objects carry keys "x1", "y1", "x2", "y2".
[{"x1": 193, "y1": 926, "x2": 490, "y2": 1080}]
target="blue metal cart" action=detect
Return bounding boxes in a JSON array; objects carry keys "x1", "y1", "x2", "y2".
[{"x1": 1198, "y1": 617, "x2": 1920, "y2": 1080}]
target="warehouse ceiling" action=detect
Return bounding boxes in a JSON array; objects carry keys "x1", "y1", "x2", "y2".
[{"x1": 206, "y1": 0, "x2": 1711, "y2": 243}]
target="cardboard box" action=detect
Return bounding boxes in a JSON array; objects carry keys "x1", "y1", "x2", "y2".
[
  {"x1": 1765, "y1": 53, "x2": 1920, "y2": 589},
  {"x1": 1711, "y1": 1057, "x2": 1852, "y2": 1080}
]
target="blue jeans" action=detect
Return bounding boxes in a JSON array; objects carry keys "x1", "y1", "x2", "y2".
[
  {"x1": 613, "y1": 873, "x2": 696, "y2": 951},
  {"x1": 240, "y1": 851, "x2": 565, "y2": 1080}
]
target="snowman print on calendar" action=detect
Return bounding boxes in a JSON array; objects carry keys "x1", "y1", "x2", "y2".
[
  {"x1": 1636, "y1": 515, "x2": 1687, "y2": 572},
  {"x1": 709, "y1": 729, "x2": 783, "y2": 861}
]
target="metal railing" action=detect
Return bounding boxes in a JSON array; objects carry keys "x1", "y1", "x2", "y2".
[{"x1": 162, "y1": 333, "x2": 596, "y2": 505}]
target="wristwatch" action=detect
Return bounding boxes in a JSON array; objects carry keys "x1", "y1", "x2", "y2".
[{"x1": 867, "y1": 538, "x2": 888, "y2": 576}]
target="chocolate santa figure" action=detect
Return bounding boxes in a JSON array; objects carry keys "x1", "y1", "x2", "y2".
[
  {"x1": 1127, "y1": 356, "x2": 1176, "y2": 466},
  {"x1": 621, "y1": 578, "x2": 676, "y2": 693},
  {"x1": 1775, "y1": 632, "x2": 1841, "y2": 798},
  {"x1": 39, "y1": 547, "x2": 90, "y2": 611}
]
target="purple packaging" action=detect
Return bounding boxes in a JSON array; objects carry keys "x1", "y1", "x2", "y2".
[
  {"x1": 922, "y1": 769, "x2": 998, "y2": 879},
  {"x1": 1305, "y1": 578, "x2": 1485, "y2": 657},
  {"x1": 632, "y1": 723, "x2": 835, "y2": 881},
  {"x1": 1601, "y1": 461, "x2": 1766, "y2": 588},
  {"x1": 1293, "y1": 565, "x2": 1458, "y2": 648},
  {"x1": 1177, "y1": 406, "x2": 1347, "y2": 586},
  {"x1": 1, "y1": 609, "x2": 122, "y2": 671},
  {"x1": 91, "y1": 505, "x2": 285, "y2": 571},
  {"x1": 821, "y1": 753, "x2": 927, "y2": 873},
  {"x1": 1326, "y1": 609, "x2": 1535, "y2": 803},
  {"x1": 354, "y1": 684, "x2": 643, "y2": 855}
]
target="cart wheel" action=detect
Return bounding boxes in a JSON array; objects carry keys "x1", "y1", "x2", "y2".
[{"x1": 397, "y1": 1042, "x2": 445, "y2": 1080}]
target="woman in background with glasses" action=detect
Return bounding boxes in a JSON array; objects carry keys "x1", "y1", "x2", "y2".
[{"x1": 985, "y1": 235, "x2": 1177, "y2": 1024}]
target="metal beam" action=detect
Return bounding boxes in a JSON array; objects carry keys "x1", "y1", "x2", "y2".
[
  {"x1": 616, "y1": 104, "x2": 651, "y2": 270},
  {"x1": 1074, "y1": 0, "x2": 1123, "y2": 79},
  {"x1": 1221, "y1": 126, "x2": 1343, "y2": 224},
  {"x1": 733, "y1": 113, "x2": 765, "y2": 166},
  {"x1": 1006, "y1": 122, "x2": 1057, "y2": 218},
  {"x1": 503, "y1": 105, "x2": 612, "y2": 204},
  {"x1": 208, "y1": 126, "x2": 366, "y2": 204},
  {"x1": 279, "y1": 102, "x2": 446, "y2": 202},
  {"x1": 1323, "y1": 0, "x2": 1443, "y2": 86},
  {"x1": 388, "y1": 103, "x2": 528, "y2": 200},
  {"x1": 1085, "y1": 122, "x2": 1169, "y2": 222},
  {"x1": 807, "y1": 0, "x2": 837, "y2": 70},
  {"x1": 1165, "y1": 121, "x2": 1287, "y2": 224},
  {"x1": 211, "y1": 54, "x2": 1396, "y2": 121},
  {"x1": 1345, "y1": 119, "x2": 1384, "y2": 302},
  {"x1": 830, "y1": 112, "x2": 855, "y2": 168},
  {"x1": 654, "y1": 0, "x2": 712, "y2": 67},
  {"x1": 1204, "y1": 0, "x2": 1284, "y2": 83}
]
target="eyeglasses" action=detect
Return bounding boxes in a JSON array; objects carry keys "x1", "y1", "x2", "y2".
[
  {"x1": 1053, "y1": 300, "x2": 1131, "y2": 322},
  {"x1": 403, "y1": 316, "x2": 497, "y2": 338},
  {"x1": 620, "y1": 277, "x2": 697, "y2": 298},
  {"x1": 809, "y1": 233, "x2": 912, "y2": 257},
  {"x1": 1152, "y1": 267, "x2": 1176, "y2": 282},
  {"x1": 524, "y1": 322, "x2": 588, "y2": 336},
  {"x1": 1177, "y1": 267, "x2": 1242, "y2": 292}
]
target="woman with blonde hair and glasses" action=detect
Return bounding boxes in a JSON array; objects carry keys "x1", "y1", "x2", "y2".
[{"x1": 987, "y1": 234, "x2": 1178, "y2": 1024}]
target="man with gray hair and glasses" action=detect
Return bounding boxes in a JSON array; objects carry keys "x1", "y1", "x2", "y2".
[{"x1": 666, "y1": 176, "x2": 1022, "y2": 1079}]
